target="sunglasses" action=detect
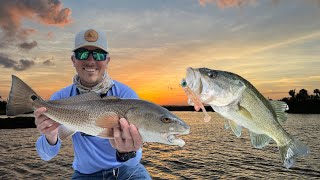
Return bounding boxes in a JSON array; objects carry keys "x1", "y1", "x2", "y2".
[{"x1": 74, "y1": 48, "x2": 108, "y2": 61}]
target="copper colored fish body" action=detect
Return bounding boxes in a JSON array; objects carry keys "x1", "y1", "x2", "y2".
[
  {"x1": 6, "y1": 75, "x2": 190, "y2": 147},
  {"x1": 185, "y1": 67, "x2": 310, "y2": 168}
]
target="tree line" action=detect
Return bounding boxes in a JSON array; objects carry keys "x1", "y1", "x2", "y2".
[{"x1": 280, "y1": 89, "x2": 320, "y2": 114}]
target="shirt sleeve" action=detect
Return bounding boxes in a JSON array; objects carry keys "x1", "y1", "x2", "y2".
[
  {"x1": 35, "y1": 92, "x2": 62, "y2": 161},
  {"x1": 36, "y1": 135, "x2": 62, "y2": 161}
]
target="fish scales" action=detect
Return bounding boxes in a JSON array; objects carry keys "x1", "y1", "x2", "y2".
[
  {"x1": 6, "y1": 75, "x2": 190, "y2": 147},
  {"x1": 185, "y1": 67, "x2": 310, "y2": 168}
]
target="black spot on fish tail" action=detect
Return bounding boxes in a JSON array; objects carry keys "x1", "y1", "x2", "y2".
[{"x1": 31, "y1": 95, "x2": 37, "y2": 101}]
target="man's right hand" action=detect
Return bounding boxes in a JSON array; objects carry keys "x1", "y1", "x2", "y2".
[{"x1": 34, "y1": 107, "x2": 60, "y2": 145}]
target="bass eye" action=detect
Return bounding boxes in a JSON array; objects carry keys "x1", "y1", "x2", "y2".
[
  {"x1": 161, "y1": 117, "x2": 172, "y2": 123},
  {"x1": 208, "y1": 72, "x2": 215, "y2": 78}
]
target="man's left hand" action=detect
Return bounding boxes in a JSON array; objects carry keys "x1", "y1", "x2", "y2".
[{"x1": 109, "y1": 118, "x2": 143, "y2": 153}]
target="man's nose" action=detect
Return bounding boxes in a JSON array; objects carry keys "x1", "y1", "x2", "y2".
[{"x1": 87, "y1": 53, "x2": 95, "y2": 61}]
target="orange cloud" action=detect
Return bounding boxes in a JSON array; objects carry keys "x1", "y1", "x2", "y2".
[
  {"x1": 198, "y1": 0, "x2": 254, "y2": 7},
  {"x1": 0, "y1": 0, "x2": 72, "y2": 48}
]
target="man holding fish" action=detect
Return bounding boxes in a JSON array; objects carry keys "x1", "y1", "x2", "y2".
[
  {"x1": 7, "y1": 28, "x2": 189, "y2": 179},
  {"x1": 34, "y1": 28, "x2": 152, "y2": 179}
]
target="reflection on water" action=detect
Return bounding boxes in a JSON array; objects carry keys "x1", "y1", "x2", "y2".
[{"x1": 0, "y1": 112, "x2": 319, "y2": 179}]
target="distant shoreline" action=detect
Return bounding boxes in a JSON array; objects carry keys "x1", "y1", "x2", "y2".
[{"x1": 1, "y1": 105, "x2": 319, "y2": 129}]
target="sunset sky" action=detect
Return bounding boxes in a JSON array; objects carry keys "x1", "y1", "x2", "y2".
[{"x1": 0, "y1": 0, "x2": 319, "y2": 105}]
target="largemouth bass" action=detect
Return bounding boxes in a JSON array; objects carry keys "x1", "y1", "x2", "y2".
[
  {"x1": 6, "y1": 75, "x2": 190, "y2": 147},
  {"x1": 185, "y1": 67, "x2": 309, "y2": 168}
]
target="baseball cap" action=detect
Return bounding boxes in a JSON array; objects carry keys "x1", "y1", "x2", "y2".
[{"x1": 73, "y1": 28, "x2": 108, "y2": 52}]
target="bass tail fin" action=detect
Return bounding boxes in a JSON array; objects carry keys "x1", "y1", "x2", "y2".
[
  {"x1": 6, "y1": 75, "x2": 43, "y2": 116},
  {"x1": 279, "y1": 137, "x2": 310, "y2": 168}
]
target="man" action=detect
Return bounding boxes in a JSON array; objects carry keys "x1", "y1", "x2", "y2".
[{"x1": 35, "y1": 28, "x2": 152, "y2": 179}]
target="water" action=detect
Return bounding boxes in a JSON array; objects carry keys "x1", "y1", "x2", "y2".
[{"x1": 0, "y1": 112, "x2": 319, "y2": 179}]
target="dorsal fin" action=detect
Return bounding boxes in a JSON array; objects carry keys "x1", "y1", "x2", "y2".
[
  {"x1": 48, "y1": 92, "x2": 120, "y2": 105},
  {"x1": 269, "y1": 100, "x2": 288, "y2": 123}
]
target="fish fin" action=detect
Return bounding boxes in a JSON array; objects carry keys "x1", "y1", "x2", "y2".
[
  {"x1": 279, "y1": 137, "x2": 310, "y2": 168},
  {"x1": 238, "y1": 105, "x2": 253, "y2": 120},
  {"x1": 100, "y1": 95, "x2": 120, "y2": 100},
  {"x1": 49, "y1": 92, "x2": 101, "y2": 105},
  {"x1": 224, "y1": 119, "x2": 230, "y2": 129},
  {"x1": 95, "y1": 112, "x2": 120, "y2": 128},
  {"x1": 98, "y1": 129, "x2": 114, "y2": 139},
  {"x1": 49, "y1": 93, "x2": 121, "y2": 105},
  {"x1": 6, "y1": 75, "x2": 44, "y2": 116},
  {"x1": 249, "y1": 131, "x2": 272, "y2": 148},
  {"x1": 58, "y1": 125, "x2": 76, "y2": 141},
  {"x1": 269, "y1": 100, "x2": 289, "y2": 123},
  {"x1": 229, "y1": 121, "x2": 242, "y2": 137}
]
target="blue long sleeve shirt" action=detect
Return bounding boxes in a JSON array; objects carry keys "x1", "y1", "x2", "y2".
[{"x1": 35, "y1": 80, "x2": 143, "y2": 174}]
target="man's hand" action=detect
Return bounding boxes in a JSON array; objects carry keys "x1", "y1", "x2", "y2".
[
  {"x1": 109, "y1": 118, "x2": 143, "y2": 153},
  {"x1": 34, "y1": 107, "x2": 60, "y2": 145}
]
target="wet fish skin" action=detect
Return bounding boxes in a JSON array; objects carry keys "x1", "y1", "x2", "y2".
[
  {"x1": 185, "y1": 67, "x2": 310, "y2": 168},
  {"x1": 6, "y1": 75, "x2": 190, "y2": 147}
]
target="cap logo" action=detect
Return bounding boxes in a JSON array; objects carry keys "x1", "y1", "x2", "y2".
[{"x1": 84, "y1": 29, "x2": 99, "y2": 42}]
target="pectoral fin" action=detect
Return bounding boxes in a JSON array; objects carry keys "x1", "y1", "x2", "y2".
[
  {"x1": 229, "y1": 120, "x2": 242, "y2": 137},
  {"x1": 239, "y1": 105, "x2": 253, "y2": 120},
  {"x1": 95, "y1": 112, "x2": 120, "y2": 128},
  {"x1": 58, "y1": 125, "x2": 76, "y2": 141},
  {"x1": 249, "y1": 131, "x2": 271, "y2": 148},
  {"x1": 224, "y1": 119, "x2": 230, "y2": 129}
]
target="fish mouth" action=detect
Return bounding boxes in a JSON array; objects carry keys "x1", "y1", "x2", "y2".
[
  {"x1": 185, "y1": 67, "x2": 200, "y2": 92},
  {"x1": 165, "y1": 129, "x2": 190, "y2": 147},
  {"x1": 186, "y1": 67, "x2": 196, "y2": 85}
]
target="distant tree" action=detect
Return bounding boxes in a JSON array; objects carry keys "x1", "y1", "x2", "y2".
[
  {"x1": 289, "y1": 89, "x2": 296, "y2": 99},
  {"x1": 314, "y1": 89, "x2": 320, "y2": 99},
  {"x1": 0, "y1": 98, "x2": 7, "y2": 115},
  {"x1": 296, "y1": 89, "x2": 309, "y2": 101}
]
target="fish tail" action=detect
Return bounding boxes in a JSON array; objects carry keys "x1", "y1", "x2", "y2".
[
  {"x1": 279, "y1": 137, "x2": 310, "y2": 168},
  {"x1": 6, "y1": 75, "x2": 44, "y2": 116}
]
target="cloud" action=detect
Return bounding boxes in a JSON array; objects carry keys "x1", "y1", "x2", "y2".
[
  {"x1": 198, "y1": 0, "x2": 320, "y2": 8},
  {"x1": 13, "y1": 59, "x2": 35, "y2": 71},
  {"x1": 0, "y1": 53, "x2": 54, "y2": 71},
  {"x1": 0, "y1": 0, "x2": 72, "y2": 48},
  {"x1": 43, "y1": 59, "x2": 55, "y2": 66},
  {"x1": 198, "y1": 0, "x2": 254, "y2": 7},
  {"x1": 18, "y1": 40, "x2": 38, "y2": 50},
  {"x1": 0, "y1": 53, "x2": 35, "y2": 71}
]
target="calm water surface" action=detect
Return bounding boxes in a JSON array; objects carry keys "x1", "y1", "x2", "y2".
[{"x1": 0, "y1": 112, "x2": 319, "y2": 179}]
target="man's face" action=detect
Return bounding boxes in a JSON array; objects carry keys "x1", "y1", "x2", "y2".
[{"x1": 71, "y1": 46, "x2": 110, "y2": 87}]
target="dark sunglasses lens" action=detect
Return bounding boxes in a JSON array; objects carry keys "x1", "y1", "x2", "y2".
[
  {"x1": 92, "y1": 50, "x2": 107, "y2": 61},
  {"x1": 93, "y1": 52, "x2": 107, "y2": 61},
  {"x1": 75, "y1": 49, "x2": 89, "y2": 60}
]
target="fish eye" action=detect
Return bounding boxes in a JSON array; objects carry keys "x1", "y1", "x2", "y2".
[
  {"x1": 161, "y1": 117, "x2": 172, "y2": 123},
  {"x1": 208, "y1": 72, "x2": 216, "y2": 78}
]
